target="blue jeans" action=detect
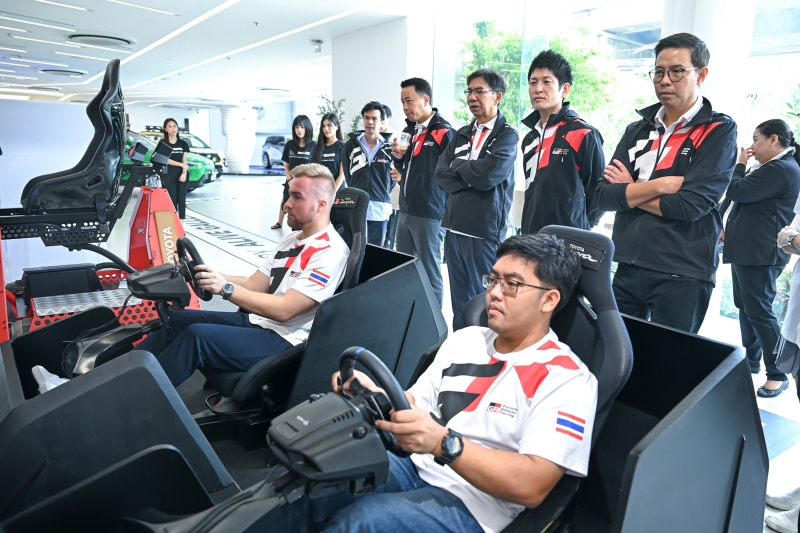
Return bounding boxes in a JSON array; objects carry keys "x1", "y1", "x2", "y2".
[
  {"x1": 263, "y1": 453, "x2": 483, "y2": 533},
  {"x1": 396, "y1": 212, "x2": 445, "y2": 307},
  {"x1": 445, "y1": 231, "x2": 499, "y2": 331},
  {"x1": 136, "y1": 309, "x2": 292, "y2": 387},
  {"x1": 367, "y1": 220, "x2": 388, "y2": 247}
]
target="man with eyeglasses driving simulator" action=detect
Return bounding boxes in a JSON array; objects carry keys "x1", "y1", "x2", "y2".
[
  {"x1": 595, "y1": 32, "x2": 737, "y2": 334},
  {"x1": 435, "y1": 68, "x2": 519, "y2": 331},
  {"x1": 264, "y1": 233, "x2": 597, "y2": 533}
]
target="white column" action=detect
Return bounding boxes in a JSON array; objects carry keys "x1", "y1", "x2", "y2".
[
  {"x1": 219, "y1": 106, "x2": 258, "y2": 174},
  {"x1": 661, "y1": 0, "x2": 757, "y2": 132}
]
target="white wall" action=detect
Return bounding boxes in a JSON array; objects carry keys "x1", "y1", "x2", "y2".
[
  {"x1": 0, "y1": 99, "x2": 108, "y2": 279},
  {"x1": 126, "y1": 105, "x2": 199, "y2": 136},
  {"x1": 333, "y1": 18, "x2": 409, "y2": 133}
]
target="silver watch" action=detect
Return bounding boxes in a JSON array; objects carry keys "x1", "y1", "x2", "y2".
[
  {"x1": 786, "y1": 234, "x2": 798, "y2": 247},
  {"x1": 221, "y1": 282, "x2": 235, "y2": 300}
]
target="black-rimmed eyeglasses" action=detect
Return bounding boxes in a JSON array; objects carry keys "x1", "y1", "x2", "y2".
[
  {"x1": 648, "y1": 67, "x2": 699, "y2": 83},
  {"x1": 482, "y1": 274, "x2": 553, "y2": 295},
  {"x1": 464, "y1": 87, "x2": 495, "y2": 96}
]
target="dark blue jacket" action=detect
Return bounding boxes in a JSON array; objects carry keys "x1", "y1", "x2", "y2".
[
  {"x1": 595, "y1": 97, "x2": 737, "y2": 281},
  {"x1": 394, "y1": 109, "x2": 454, "y2": 220},
  {"x1": 342, "y1": 132, "x2": 394, "y2": 204},
  {"x1": 434, "y1": 112, "x2": 519, "y2": 242}
]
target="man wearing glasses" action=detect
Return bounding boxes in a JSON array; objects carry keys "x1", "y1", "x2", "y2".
[
  {"x1": 343, "y1": 101, "x2": 396, "y2": 246},
  {"x1": 435, "y1": 68, "x2": 519, "y2": 330},
  {"x1": 268, "y1": 233, "x2": 597, "y2": 533},
  {"x1": 595, "y1": 33, "x2": 737, "y2": 334}
]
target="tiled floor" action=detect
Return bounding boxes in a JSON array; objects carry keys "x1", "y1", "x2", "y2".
[{"x1": 104, "y1": 174, "x2": 800, "y2": 532}]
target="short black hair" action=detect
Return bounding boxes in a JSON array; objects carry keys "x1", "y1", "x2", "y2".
[
  {"x1": 756, "y1": 119, "x2": 800, "y2": 167},
  {"x1": 654, "y1": 32, "x2": 710, "y2": 69},
  {"x1": 382, "y1": 105, "x2": 392, "y2": 119},
  {"x1": 400, "y1": 77, "x2": 433, "y2": 102},
  {"x1": 361, "y1": 101, "x2": 385, "y2": 120},
  {"x1": 291, "y1": 114, "x2": 314, "y2": 144},
  {"x1": 527, "y1": 50, "x2": 573, "y2": 87},
  {"x1": 495, "y1": 233, "x2": 581, "y2": 313},
  {"x1": 467, "y1": 68, "x2": 506, "y2": 94}
]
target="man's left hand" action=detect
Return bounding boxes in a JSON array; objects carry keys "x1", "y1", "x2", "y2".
[
  {"x1": 375, "y1": 407, "x2": 449, "y2": 455},
  {"x1": 193, "y1": 264, "x2": 227, "y2": 296},
  {"x1": 604, "y1": 160, "x2": 634, "y2": 184}
]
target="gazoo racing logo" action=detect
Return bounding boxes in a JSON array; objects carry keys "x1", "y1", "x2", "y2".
[
  {"x1": 487, "y1": 402, "x2": 517, "y2": 418},
  {"x1": 569, "y1": 243, "x2": 597, "y2": 264}
]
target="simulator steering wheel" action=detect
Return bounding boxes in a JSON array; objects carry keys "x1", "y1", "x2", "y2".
[
  {"x1": 339, "y1": 347, "x2": 412, "y2": 457},
  {"x1": 176, "y1": 237, "x2": 213, "y2": 302}
]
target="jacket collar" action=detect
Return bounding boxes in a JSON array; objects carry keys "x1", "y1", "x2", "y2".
[
  {"x1": 403, "y1": 108, "x2": 448, "y2": 131},
  {"x1": 347, "y1": 130, "x2": 393, "y2": 142},
  {"x1": 521, "y1": 102, "x2": 576, "y2": 130},
  {"x1": 636, "y1": 96, "x2": 715, "y2": 128},
  {"x1": 459, "y1": 111, "x2": 507, "y2": 136}
]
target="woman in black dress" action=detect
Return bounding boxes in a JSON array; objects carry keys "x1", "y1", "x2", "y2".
[
  {"x1": 156, "y1": 118, "x2": 190, "y2": 219},
  {"x1": 272, "y1": 115, "x2": 315, "y2": 229},
  {"x1": 313, "y1": 113, "x2": 345, "y2": 190}
]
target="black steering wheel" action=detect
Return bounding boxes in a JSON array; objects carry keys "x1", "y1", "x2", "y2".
[
  {"x1": 176, "y1": 237, "x2": 213, "y2": 302},
  {"x1": 339, "y1": 347, "x2": 411, "y2": 457}
]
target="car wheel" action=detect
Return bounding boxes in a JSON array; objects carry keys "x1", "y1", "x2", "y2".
[{"x1": 262, "y1": 153, "x2": 271, "y2": 168}]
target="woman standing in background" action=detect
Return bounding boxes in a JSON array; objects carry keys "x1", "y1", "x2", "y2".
[
  {"x1": 157, "y1": 118, "x2": 190, "y2": 219},
  {"x1": 272, "y1": 115, "x2": 315, "y2": 230},
  {"x1": 313, "y1": 113, "x2": 345, "y2": 190}
]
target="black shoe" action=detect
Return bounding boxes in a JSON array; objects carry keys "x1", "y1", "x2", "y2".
[{"x1": 757, "y1": 380, "x2": 789, "y2": 398}]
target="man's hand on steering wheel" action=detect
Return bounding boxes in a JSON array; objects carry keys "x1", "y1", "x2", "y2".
[
  {"x1": 376, "y1": 408, "x2": 449, "y2": 456},
  {"x1": 193, "y1": 264, "x2": 227, "y2": 296}
]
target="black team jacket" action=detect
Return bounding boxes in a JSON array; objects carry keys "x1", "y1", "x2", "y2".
[
  {"x1": 342, "y1": 131, "x2": 395, "y2": 204},
  {"x1": 393, "y1": 109, "x2": 454, "y2": 220},
  {"x1": 520, "y1": 103, "x2": 605, "y2": 234},
  {"x1": 722, "y1": 152, "x2": 800, "y2": 266},
  {"x1": 434, "y1": 112, "x2": 519, "y2": 242},
  {"x1": 595, "y1": 97, "x2": 737, "y2": 282}
]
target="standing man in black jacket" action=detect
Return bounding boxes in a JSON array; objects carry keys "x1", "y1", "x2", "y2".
[
  {"x1": 391, "y1": 77, "x2": 454, "y2": 307},
  {"x1": 596, "y1": 32, "x2": 737, "y2": 334},
  {"x1": 342, "y1": 101, "x2": 395, "y2": 246},
  {"x1": 520, "y1": 50, "x2": 605, "y2": 234},
  {"x1": 435, "y1": 69, "x2": 519, "y2": 330}
]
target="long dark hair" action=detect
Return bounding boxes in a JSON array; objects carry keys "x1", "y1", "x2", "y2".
[
  {"x1": 162, "y1": 118, "x2": 180, "y2": 141},
  {"x1": 756, "y1": 119, "x2": 800, "y2": 166},
  {"x1": 292, "y1": 115, "x2": 314, "y2": 146},
  {"x1": 314, "y1": 113, "x2": 342, "y2": 163}
]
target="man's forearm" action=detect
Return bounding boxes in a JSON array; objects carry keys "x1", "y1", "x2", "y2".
[
  {"x1": 624, "y1": 180, "x2": 666, "y2": 208},
  {"x1": 448, "y1": 439, "x2": 563, "y2": 508},
  {"x1": 226, "y1": 286, "x2": 287, "y2": 321},
  {"x1": 223, "y1": 274, "x2": 258, "y2": 291},
  {"x1": 637, "y1": 197, "x2": 662, "y2": 216}
]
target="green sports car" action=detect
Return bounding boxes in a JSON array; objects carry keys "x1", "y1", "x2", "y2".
[{"x1": 120, "y1": 132, "x2": 216, "y2": 192}]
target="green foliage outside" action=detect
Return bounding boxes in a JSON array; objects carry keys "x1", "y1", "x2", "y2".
[
  {"x1": 787, "y1": 83, "x2": 800, "y2": 132},
  {"x1": 457, "y1": 22, "x2": 653, "y2": 159},
  {"x1": 316, "y1": 95, "x2": 346, "y2": 125}
]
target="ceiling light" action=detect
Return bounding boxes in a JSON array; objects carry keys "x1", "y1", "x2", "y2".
[
  {"x1": 0, "y1": 68, "x2": 13, "y2": 73},
  {"x1": 34, "y1": 0, "x2": 88, "y2": 10},
  {"x1": 311, "y1": 40, "x2": 323, "y2": 54},
  {"x1": 0, "y1": 87, "x2": 63, "y2": 96},
  {"x1": 58, "y1": 93, "x2": 75, "y2": 101},
  {"x1": 0, "y1": 60, "x2": 29, "y2": 67},
  {"x1": 0, "y1": 25, "x2": 26, "y2": 32},
  {"x1": 1, "y1": 74, "x2": 38, "y2": 80},
  {"x1": 55, "y1": 51, "x2": 109, "y2": 62},
  {"x1": 106, "y1": 0, "x2": 175, "y2": 15},
  {"x1": 0, "y1": 44, "x2": 27, "y2": 53},
  {"x1": 14, "y1": 36, "x2": 80, "y2": 48},
  {"x1": 70, "y1": 42, "x2": 132, "y2": 54},
  {"x1": 0, "y1": 94, "x2": 29, "y2": 100},
  {"x1": 127, "y1": 2, "x2": 373, "y2": 89},
  {"x1": 11, "y1": 57, "x2": 68, "y2": 67},
  {"x1": 0, "y1": 12, "x2": 76, "y2": 32}
]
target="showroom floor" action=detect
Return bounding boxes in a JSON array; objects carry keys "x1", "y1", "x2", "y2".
[{"x1": 106, "y1": 174, "x2": 800, "y2": 532}]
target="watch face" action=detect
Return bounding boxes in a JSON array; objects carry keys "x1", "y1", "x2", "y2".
[{"x1": 444, "y1": 433, "x2": 463, "y2": 456}]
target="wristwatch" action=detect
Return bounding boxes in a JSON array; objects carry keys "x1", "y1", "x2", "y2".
[
  {"x1": 221, "y1": 282, "x2": 235, "y2": 300},
  {"x1": 786, "y1": 234, "x2": 798, "y2": 248},
  {"x1": 434, "y1": 429, "x2": 464, "y2": 466}
]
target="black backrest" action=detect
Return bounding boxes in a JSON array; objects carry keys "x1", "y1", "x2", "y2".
[
  {"x1": 330, "y1": 187, "x2": 369, "y2": 291},
  {"x1": 462, "y1": 226, "x2": 633, "y2": 441},
  {"x1": 21, "y1": 59, "x2": 125, "y2": 212}
]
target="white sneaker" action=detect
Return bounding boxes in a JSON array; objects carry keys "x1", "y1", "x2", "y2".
[
  {"x1": 769, "y1": 486, "x2": 800, "y2": 511},
  {"x1": 766, "y1": 506, "x2": 800, "y2": 533},
  {"x1": 31, "y1": 365, "x2": 70, "y2": 394}
]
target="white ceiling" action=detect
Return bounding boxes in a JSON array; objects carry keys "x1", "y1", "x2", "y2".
[{"x1": 0, "y1": 0, "x2": 413, "y2": 107}]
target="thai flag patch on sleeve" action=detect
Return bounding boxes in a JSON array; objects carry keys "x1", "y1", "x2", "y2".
[
  {"x1": 308, "y1": 269, "x2": 331, "y2": 288},
  {"x1": 555, "y1": 411, "x2": 585, "y2": 441}
]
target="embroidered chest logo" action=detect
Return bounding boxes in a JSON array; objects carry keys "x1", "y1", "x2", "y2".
[
  {"x1": 437, "y1": 340, "x2": 579, "y2": 424},
  {"x1": 487, "y1": 403, "x2": 518, "y2": 418}
]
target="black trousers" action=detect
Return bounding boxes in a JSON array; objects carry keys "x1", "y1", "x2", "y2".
[
  {"x1": 731, "y1": 264, "x2": 786, "y2": 381},
  {"x1": 612, "y1": 263, "x2": 713, "y2": 334},
  {"x1": 165, "y1": 177, "x2": 188, "y2": 219}
]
